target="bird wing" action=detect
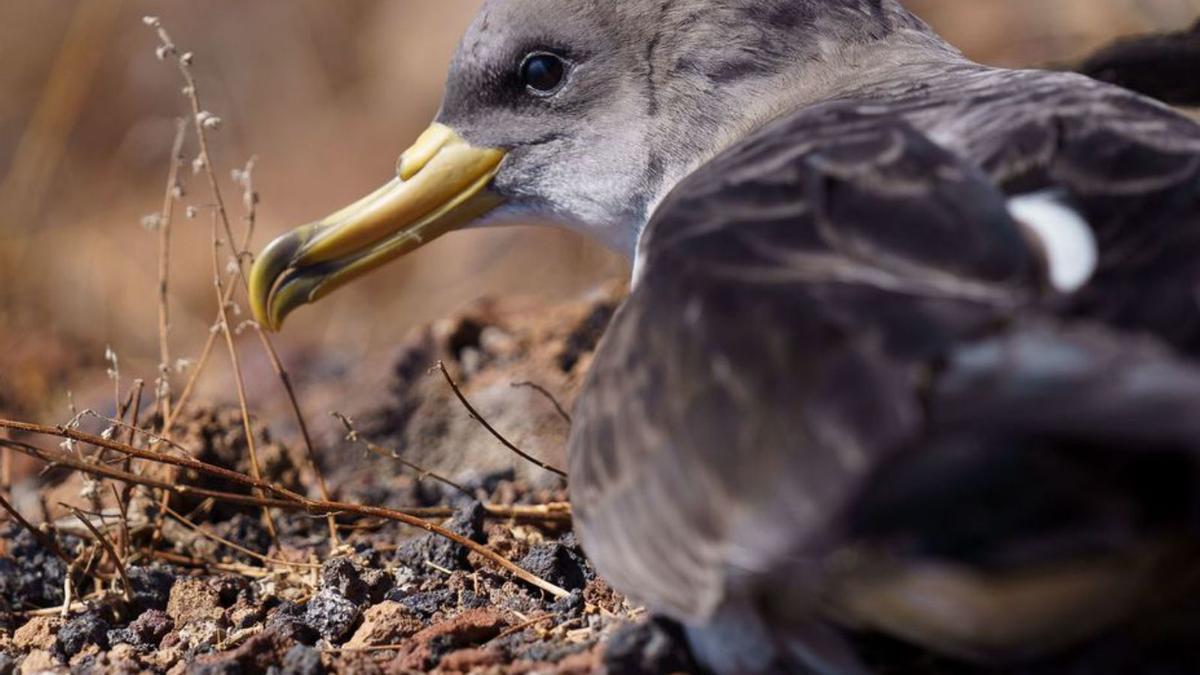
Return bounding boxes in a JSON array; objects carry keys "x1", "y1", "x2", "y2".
[
  {"x1": 909, "y1": 67, "x2": 1200, "y2": 349},
  {"x1": 569, "y1": 100, "x2": 1200, "y2": 634},
  {"x1": 572, "y1": 105, "x2": 1040, "y2": 621}
]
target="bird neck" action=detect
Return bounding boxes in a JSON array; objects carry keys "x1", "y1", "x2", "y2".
[{"x1": 629, "y1": 16, "x2": 968, "y2": 269}]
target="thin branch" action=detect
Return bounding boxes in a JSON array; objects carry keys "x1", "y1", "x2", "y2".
[
  {"x1": 109, "y1": 483, "x2": 132, "y2": 562},
  {"x1": 0, "y1": 430, "x2": 571, "y2": 597},
  {"x1": 145, "y1": 19, "x2": 337, "y2": 545},
  {"x1": 511, "y1": 381, "x2": 572, "y2": 425},
  {"x1": 124, "y1": 379, "x2": 145, "y2": 447},
  {"x1": 156, "y1": 118, "x2": 187, "y2": 425},
  {"x1": 435, "y1": 362, "x2": 567, "y2": 479},
  {"x1": 332, "y1": 412, "x2": 469, "y2": 497},
  {"x1": 490, "y1": 614, "x2": 556, "y2": 642},
  {"x1": 210, "y1": 213, "x2": 278, "y2": 540},
  {"x1": 163, "y1": 505, "x2": 319, "y2": 570},
  {"x1": 67, "y1": 505, "x2": 133, "y2": 602}
]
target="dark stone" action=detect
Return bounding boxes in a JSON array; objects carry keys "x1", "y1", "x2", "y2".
[
  {"x1": 186, "y1": 660, "x2": 242, "y2": 675},
  {"x1": 210, "y1": 514, "x2": 272, "y2": 564},
  {"x1": 364, "y1": 569, "x2": 394, "y2": 605},
  {"x1": 603, "y1": 618, "x2": 698, "y2": 675},
  {"x1": 266, "y1": 602, "x2": 318, "y2": 646},
  {"x1": 210, "y1": 575, "x2": 251, "y2": 608},
  {"x1": 279, "y1": 644, "x2": 325, "y2": 675},
  {"x1": 518, "y1": 639, "x2": 589, "y2": 664},
  {"x1": 395, "y1": 501, "x2": 485, "y2": 572},
  {"x1": 459, "y1": 469, "x2": 515, "y2": 500},
  {"x1": 458, "y1": 590, "x2": 490, "y2": 611},
  {"x1": 56, "y1": 609, "x2": 111, "y2": 659},
  {"x1": 126, "y1": 566, "x2": 175, "y2": 612},
  {"x1": 517, "y1": 541, "x2": 592, "y2": 592},
  {"x1": 0, "y1": 596, "x2": 11, "y2": 634},
  {"x1": 189, "y1": 629, "x2": 294, "y2": 675},
  {"x1": 425, "y1": 633, "x2": 461, "y2": 666},
  {"x1": 387, "y1": 588, "x2": 455, "y2": 620},
  {"x1": 557, "y1": 303, "x2": 616, "y2": 372},
  {"x1": 108, "y1": 609, "x2": 173, "y2": 651},
  {"x1": 447, "y1": 318, "x2": 487, "y2": 363},
  {"x1": 551, "y1": 590, "x2": 584, "y2": 620},
  {"x1": 320, "y1": 558, "x2": 369, "y2": 606},
  {"x1": 304, "y1": 589, "x2": 361, "y2": 644},
  {"x1": 0, "y1": 653, "x2": 15, "y2": 675},
  {"x1": 0, "y1": 527, "x2": 79, "y2": 608},
  {"x1": 350, "y1": 543, "x2": 383, "y2": 568}
]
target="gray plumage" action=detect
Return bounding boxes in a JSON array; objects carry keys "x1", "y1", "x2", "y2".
[{"x1": 447, "y1": 1, "x2": 1200, "y2": 671}]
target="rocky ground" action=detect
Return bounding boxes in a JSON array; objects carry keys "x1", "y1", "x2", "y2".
[{"x1": 0, "y1": 286, "x2": 702, "y2": 675}]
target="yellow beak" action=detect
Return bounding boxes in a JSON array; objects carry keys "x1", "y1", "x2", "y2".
[{"x1": 249, "y1": 124, "x2": 506, "y2": 331}]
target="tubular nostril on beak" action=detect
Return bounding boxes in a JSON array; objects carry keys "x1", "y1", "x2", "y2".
[{"x1": 398, "y1": 123, "x2": 457, "y2": 180}]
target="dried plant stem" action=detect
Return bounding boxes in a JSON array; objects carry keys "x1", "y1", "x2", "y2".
[
  {"x1": 124, "y1": 379, "x2": 145, "y2": 447},
  {"x1": 155, "y1": 118, "x2": 187, "y2": 425},
  {"x1": 211, "y1": 216, "x2": 277, "y2": 541},
  {"x1": 0, "y1": 424, "x2": 571, "y2": 526},
  {"x1": 1, "y1": 441, "x2": 11, "y2": 494},
  {"x1": 109, "y1": 483, "x2": 132, "y2": 561},
  {"x1": 511, "y1": 381, "x2": 572, "y2": 425},
  {"x1": 68, "y1": 505, "x2": 133, "y2": 602},
  {"x1": 148, "y1": 19, "x2": 337, "y2": 543},
  {"x1": 333, "y1": 412, "x2": 469, "y2": 497},
  {"x1": 1, "y1": 432, "x2": 570, "y2": 598},
  {"x1": 163, "y1": 505, "x2": 319, "y2": 570},
  {"x1": 435, "y1": 362, "x2": 568, "y2": 479},
  {"x1": 251, "y1": 325, "x2": 340, "y2": 544},
  {"x1": 1, "y1": 434, "x2": 565, "y2": 523}
]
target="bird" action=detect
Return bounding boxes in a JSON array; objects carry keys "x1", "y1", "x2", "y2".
[{"x1": 249, "y1": 1, "x2": 1200, "y2": 672}]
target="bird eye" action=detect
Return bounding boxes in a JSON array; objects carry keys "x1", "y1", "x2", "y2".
[{"x1": 520, "y1": 52, "x2": 567, "y2": 95}]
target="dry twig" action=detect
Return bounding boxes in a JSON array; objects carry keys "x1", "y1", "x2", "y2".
[
  {"x1": 210, "y1": 213, "x2": 278, "y2": 540},
  {"x1": 435, "y1": 362, "x2": 568, "y2": 480},
  {"x1": 333, "y1": 412, "x2": 470, "y2": 497},
  {"x1": 511, "y1": 381, "x2": 572, "y2": 425},
  {"x1": 155, "y1": 118, "x2": 187, "y2": 424},
  {"x1": 144, "y1": 17, "x2": 338, "y2": 544},
  {"x1": 67, "y1": 505, "x2": 133, "y2": 602},
  {"x1": 0, "y1": 425, "x2": 571, "y2": 597}
]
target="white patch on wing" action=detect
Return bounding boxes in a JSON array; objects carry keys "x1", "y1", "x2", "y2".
[{"x1": 1007, "y1": 191, "x2": 1098, "y2": 294}]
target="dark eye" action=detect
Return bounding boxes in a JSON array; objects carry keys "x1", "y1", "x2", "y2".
[{"x1": 520, "y1": 52, "x2": 567, "y2": 95}]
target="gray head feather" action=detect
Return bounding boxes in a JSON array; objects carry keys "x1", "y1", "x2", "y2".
[{"x1": 437, "y1": 0, "x2": 961, "y2": 257}]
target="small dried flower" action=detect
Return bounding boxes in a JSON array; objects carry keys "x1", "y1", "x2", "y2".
[
  {"x1": 192, "y1": 155, "x2": 207, "y2": 174},
  {"x1": 186, "y1": 205, "x2": 199, "y2": 219},
  {"x1": 180, "y1": 52, "x2": 194, "y2": 65},
  {"x1": 105, "y1": 346, "x2": 119, "y2": 381},
  {"x1": 155, "y1": 45, "x2": 171, "y2": 62},
  {"x1": 174, "y1": 358, "x2": 194, "y2": 373},
  {"x1": 155, "y1": 377, "x2": 170, "y2": 399},
  {"x1": 142, "y1": 15, "x2": 160, "y2": 27},
  {"x1": 195, "y1": 111, "x2": 222, "y2": 131},
  {"x1": 141, "y1": 213, "x2": 162, "y2": 231}
]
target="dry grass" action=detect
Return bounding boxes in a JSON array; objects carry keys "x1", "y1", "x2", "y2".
[{"x1": 0, "y1": 16, "x2": 577, "y2": 623}]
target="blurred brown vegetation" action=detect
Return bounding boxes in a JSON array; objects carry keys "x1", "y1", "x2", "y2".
[{"x1": 2, "y1": 0, "x2": 1199, "y2": 421}]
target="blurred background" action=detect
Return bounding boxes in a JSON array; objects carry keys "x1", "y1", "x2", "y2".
[{"x1": 2, "y1": 0, "x2": 1200, "y2": 423}]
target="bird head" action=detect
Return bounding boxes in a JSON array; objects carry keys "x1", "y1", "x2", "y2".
[{"x1": 250, "y1": 0, "x2": 940, "y2": 330}]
